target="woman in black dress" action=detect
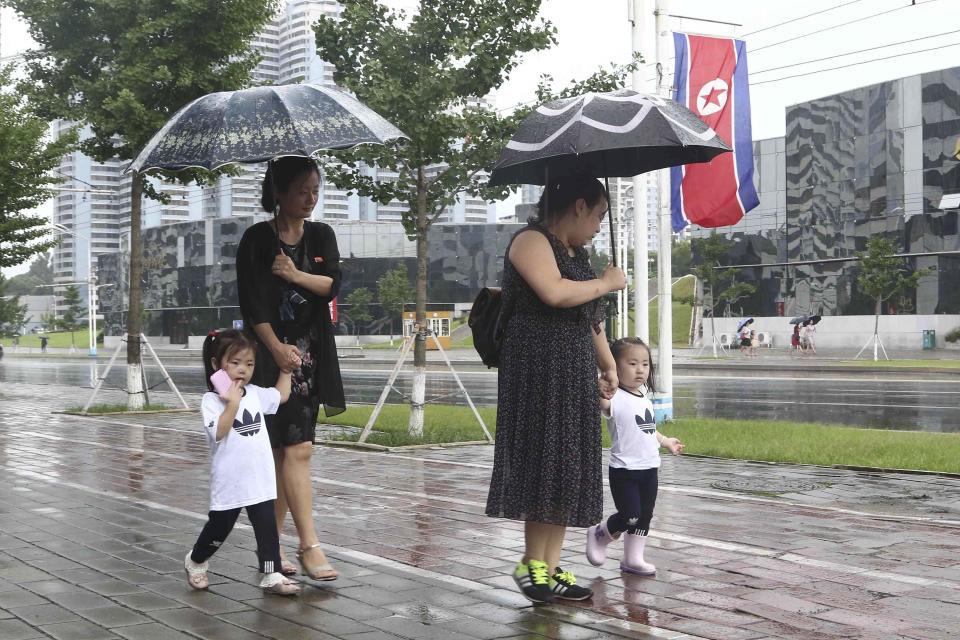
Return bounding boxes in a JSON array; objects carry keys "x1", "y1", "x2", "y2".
[
  {"x1": 486, "y1": 174, "x2": 626, "y2": 604},
  {"x1": 236, "y1": 156, "x2": 345, "y2": 581}
]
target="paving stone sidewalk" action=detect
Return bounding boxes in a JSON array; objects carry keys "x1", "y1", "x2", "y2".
[{"x1": 0, "y1": 381, "x2": 959, "y2": 640}]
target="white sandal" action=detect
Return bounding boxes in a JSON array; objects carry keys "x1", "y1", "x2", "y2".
[
  {"x1": 260, "y1": 572, "x2": 300, "y2": 596},
  {"x1": 184, "y1": 552, "x2": 209, "y2": 590}
]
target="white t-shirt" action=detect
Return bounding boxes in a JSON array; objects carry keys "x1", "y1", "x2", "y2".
[
  {"x1": 602, "y1": 387, "x2": 660, "y2": 470},
  {"x1": 200, "y1": 385, "x2": 281, "y2": 511}
]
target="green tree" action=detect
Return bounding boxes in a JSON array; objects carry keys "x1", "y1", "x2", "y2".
[
  {"x1": 672, "y1": 240, "x2": 692, "y2": 277},
  {"x1": 345, "y1": 287, "x2": 374, "y2": 333},
  {"x1": 588, "y1": 247, "x2": 611, "y2": 276},
  {"x1": 6, "y1": 252, "x2": 53, "y2": 295},
  {"x1": 855, "y1": 236, "x2": 931, "y2": 361},
  {"x1": 314, "y1": 0, "x2": 637, "y2": 434},
  {"x1": 377, "y1": 263, "x2": 414, "y2": 339},
  {"x1": 0, "y1": 66, "x2": 77, "y2": 269},
  {"x1": 60, "y1": 284, "x2": 86, "y2": 343},
  {"x1": 683, "y1": 233, "x2": 755, "y2": 357},
  {"x1": 0, "y1": 274, "x2": 29, "y2": 337},
  {"x1": 11, "y1": 0, "x2": 276, "y2": 407}
]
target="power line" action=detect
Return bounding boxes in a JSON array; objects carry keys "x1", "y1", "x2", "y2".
[
  {"x1": 750, "y1": 28, "x2": 960, "y2": 75},
  {"x1": 751, "y1": 40, "x2": 960, "y2": 85},
  {"x1": 740, "y1": 0, "x2": 868, "y2": 38},
  {"x1": 750, "y1": 0, "x2": 942, "y2": 53}
]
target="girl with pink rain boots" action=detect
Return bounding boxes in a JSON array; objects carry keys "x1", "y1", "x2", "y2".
[{"x1": 586, "y1": 338, "x2": 684, "y2": 575}]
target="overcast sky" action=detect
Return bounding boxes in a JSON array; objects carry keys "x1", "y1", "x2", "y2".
[{"x1": 3, "y1": 0, "x2": 960, "y2": 276}]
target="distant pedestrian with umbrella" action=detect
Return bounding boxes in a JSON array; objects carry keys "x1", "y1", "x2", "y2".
[
  {"x1": 237, "y1": 156, "x2": 344, "y2": 582},
  {"x1": 802, "y1": 316, "x2": 821, "y2": 355},
  {"x1": 737, "y1": 318, "x2": 754, "y2": 355},
  {"x1": 789, "y1": 315, "x2": 807, "y2": 356},
  {"x1": 485, "y1": 172, "x2": 626, "y2": 604}
]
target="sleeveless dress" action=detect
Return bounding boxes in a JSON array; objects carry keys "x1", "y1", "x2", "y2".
[{"x1": 485, "y1": 224, "x2": 605, "y2": 528}]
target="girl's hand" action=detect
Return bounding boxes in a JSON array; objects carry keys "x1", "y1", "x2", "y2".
[
  {"x1": 601, "y1": 264, "x2": 627, "y2": 292},
  {"x1": 272, "y1": 343, "x2": 302, "y2": 372},
  {"x1": 271, "y1": 252, "x2": 299, "y2": 282},
  {"x1": 598, "y1": 369, "x2": 618, "y2": 399},
  {"x1": 663, "y1": 437, "x2": 684, "y2": 455},
  {"x1": 220, "y1": 379, "x2": 243, "y2": 405}
]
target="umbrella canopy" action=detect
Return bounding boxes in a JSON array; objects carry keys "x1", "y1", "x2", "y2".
[
  {"x1": 788, "y1": 315, "x2": 808, "y2": 325},
  {"x1": 487, "y1": 88, "x2": 730, "y2": 187},
  {"x1": 736, "y1": 317, "x2": 754, "y2": 332},
  {"x1": 807, "y1": 315, "x2": 822, "y2": 325},
  {"x1": 127, "y1": 84, "x2": 407, "y2": 173}
]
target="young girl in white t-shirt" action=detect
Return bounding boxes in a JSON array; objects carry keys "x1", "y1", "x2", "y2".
[
  {"x1": 184, "y1": 329, "x2": 300, "y2": 595},
  {"x1": 585, "y1": 337, "x2": 684, "y2": 575}
]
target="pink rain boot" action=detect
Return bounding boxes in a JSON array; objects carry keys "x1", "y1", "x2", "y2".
[
  {"x1": 585, "y1": 520, "x2": 620, "y2": 567},
  {"x1": 620, "y1": 533, "x2": 656, "y2": 576}
]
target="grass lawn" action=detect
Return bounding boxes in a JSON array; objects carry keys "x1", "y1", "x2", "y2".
[
  {"x1": 322, "y1": 404, "x2": 497, "y2": 447},
  {"x1": 625, "y1": 276, "x2": 695, "y2": 346},
  {"x1": 323, "y1": 405, "x2": 960, "y2": 472},
  {"x1": 1, "y1": 330, "x2": 96, "y2": 349},
  {"x1": 834, "y1": 359, "x2": 960, "y2": 368},
  {"x1": 64, "y1": 404, "x2": 178, "y2": 414}
]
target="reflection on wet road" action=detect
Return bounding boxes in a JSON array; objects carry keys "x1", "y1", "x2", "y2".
[{"x1": 1, "y1": 357, "x2": 958, "y2": 432}]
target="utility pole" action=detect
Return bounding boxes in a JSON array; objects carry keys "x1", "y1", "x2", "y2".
[
  {"x1": 630, "y1": 0, "x2": 652, "y2": 343},
  {"x1": 654, "y1": 0, "x2": 674, "y2": 422}
]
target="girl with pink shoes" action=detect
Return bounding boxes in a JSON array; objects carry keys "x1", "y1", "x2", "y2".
[{"x1": 586, "y1": 337, "x2": 684, "y2": 575}]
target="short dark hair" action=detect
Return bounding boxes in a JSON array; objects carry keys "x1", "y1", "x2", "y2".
[
  {"x1": 202, "y1": 329, "x2": 258, "y2": 390},
  {"x1": 260, "y1": 156, "x2": 321, "y2": 212},
  {"x1": 531, "y1": 171, "x2": 609, "y2": 224},
  {"x1": 609, "y1": 337, "x2": 657, "y2": 393}
]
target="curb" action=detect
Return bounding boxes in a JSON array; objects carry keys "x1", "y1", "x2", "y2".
[{"x1": 317, "y1": 438, "x2": 492, "y2": 453}]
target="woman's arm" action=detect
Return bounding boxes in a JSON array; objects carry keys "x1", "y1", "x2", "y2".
[
  {"x1": 271, "y1": 253, "x2": 334, "y2": 296},
  {"x1": 509, "y1": 231, "x2": 625, "y2": 308},
  {"x1": 252, "y1": 322, "x2": 301, "y2": 371},
  {"x1": 594, "y1": 327, "x2": 618, "y2": 399}
]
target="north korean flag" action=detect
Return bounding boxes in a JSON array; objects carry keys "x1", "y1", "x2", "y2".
[{"x1": 671, "y1": 34, "x2": 759, "y2": 232}]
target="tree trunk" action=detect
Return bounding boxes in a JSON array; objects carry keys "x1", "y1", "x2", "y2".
[
  {"x1": 708, "y1": 286, "x2": 718, "y2": 358},
  {"x1": 126, "y1": 172, "x2": 145, "y2": 410},
  {"x1": 873, "y1": 298, "x2": 881, "y2": 362},
  {"x1": 408, "y1": 166, "x2": 428, "y2": 437}
]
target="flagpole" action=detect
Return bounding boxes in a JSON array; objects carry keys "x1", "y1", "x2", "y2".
[
  {"x1": 655, "y1": 0, "x2": 674, "y2": 422},
  {"x1": 630, "y1": 0, "x2": 651, "y2": 343}
]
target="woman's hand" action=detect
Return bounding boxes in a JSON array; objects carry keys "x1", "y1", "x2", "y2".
[
  {"x1": 601, "y1": 264, "x2": 627, "y2": 292},
  {"x1": 271, "y1": 252, "x2": 299, "y2": 283},
  {"x1": 272, "y1": 343, "x2": 302, "y2": 372},
  {"x1": 598, "y1": 368, "x2": 619, "y2": 399}
]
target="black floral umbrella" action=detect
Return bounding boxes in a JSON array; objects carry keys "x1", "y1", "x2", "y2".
[
  {"x1": 489, "y1": 89, "x2": 730, "y2": 263},
  {"x1": 127, "y1": 83, "x2": 406, "y2": 173}
]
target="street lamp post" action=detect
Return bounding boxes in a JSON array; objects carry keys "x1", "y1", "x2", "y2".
[{"x1": 50, "y1": 223, "x2": 98, "y2": 356}]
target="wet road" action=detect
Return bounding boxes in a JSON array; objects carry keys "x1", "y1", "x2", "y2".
[{"x1": 2, "y1": 355, "x2": 958, "y2": 432}]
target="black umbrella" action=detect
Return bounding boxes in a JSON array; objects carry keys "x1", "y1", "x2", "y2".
[
  {"x1": 788, "y1": 315, "x2": 808, "y2": 325},
  {"x1": 488, "y1": 89, "x2": 730, "y2": 263},
  {"x1": 807, "y1": 315, "x2": 822, "y2": 325},
  {"x1": 127, "y1": 83, "x2": 407, "y2": 173}
]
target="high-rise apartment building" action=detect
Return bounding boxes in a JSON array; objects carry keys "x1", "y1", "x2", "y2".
[{"x1": 52, "y1": 0, "x2": 495, "y2": 310}]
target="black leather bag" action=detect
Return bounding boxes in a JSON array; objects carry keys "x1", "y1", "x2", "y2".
[{"x1": 468, "y1": 287, "x2": 508, "y2": 368}]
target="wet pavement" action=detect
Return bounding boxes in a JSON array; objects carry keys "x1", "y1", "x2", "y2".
[
  {"x1": 3, "y1": 351, "x2": 960, "y2": 432},
  {"x1": 0, "y1": 381, "x2": 959, "y2": 639}
]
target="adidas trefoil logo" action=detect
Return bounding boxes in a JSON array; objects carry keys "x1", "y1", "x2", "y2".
[
  {"x1": 233, "y1": 408, "x2": 261, "y2": 437},
  {"x1": 634, "y1": 409, "x2": 655, "y2": 434}
]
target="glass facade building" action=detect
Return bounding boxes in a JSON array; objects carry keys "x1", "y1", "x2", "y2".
[
  {"x1": 97, "y1": 218, "x2": 523, "y2": 340},
  {"x1": 692, "y1": 65, "x2": 960, "y2": 317}
]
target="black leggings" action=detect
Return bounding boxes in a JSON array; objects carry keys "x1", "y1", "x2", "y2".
[
  {"x1": 606, "y1": 467, "x2": 658, "y2": 536},
  {"x1": 190, "y1": 499, "x2": 282, "y2": 573}
]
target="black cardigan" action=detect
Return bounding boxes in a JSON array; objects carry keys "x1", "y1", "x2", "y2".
[{"x1": 236, "y1": 220, "x2": 345, "y2": 417}]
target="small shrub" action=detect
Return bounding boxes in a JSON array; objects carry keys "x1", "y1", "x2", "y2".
[{"x1": 946, "y1": 327, "x2": 960, "y2": 344}]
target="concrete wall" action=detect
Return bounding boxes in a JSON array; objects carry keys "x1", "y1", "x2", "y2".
[{"x1": 702, "y1": 314, "x2": 960, "y2": 350}]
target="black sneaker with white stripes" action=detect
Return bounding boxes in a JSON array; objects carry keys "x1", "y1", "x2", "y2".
[
  {"x1": 512, "y1": 559, "x2": 555, "y2": 604},
  {"x1": 550, "y1": 567, "x2": 593, "y2": 601}
]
